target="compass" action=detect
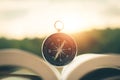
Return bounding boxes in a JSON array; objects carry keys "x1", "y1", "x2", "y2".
[{"x1": 42, "y1": 21, "x2": 77, "y2": 66}]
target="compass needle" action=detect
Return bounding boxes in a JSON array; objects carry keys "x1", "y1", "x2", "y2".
[{"x1": 54, "y1": 40, "x2": 65, "y2": 60}]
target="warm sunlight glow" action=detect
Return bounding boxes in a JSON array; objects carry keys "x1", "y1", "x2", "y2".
[
  {"x1": 58, "y1": 14, "x2": 90, "y2": 33},
  {"x1": 1, "y1": 0, "x2": 120, "y2": 39}
]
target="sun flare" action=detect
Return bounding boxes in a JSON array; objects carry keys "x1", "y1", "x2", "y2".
[{"x1": 56, "y1": 14, "x2": 89, "y2": 34}]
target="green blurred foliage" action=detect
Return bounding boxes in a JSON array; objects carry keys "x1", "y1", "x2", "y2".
[
  {"x1": 0, "y1": 38, "x2": 44, "y2": 57},
  {"x1": 0, "y1": 28, "x2": 120, "y2": 57},
  {"x1": 73, "y1": 28, "x2": 120, "y2": 55}
]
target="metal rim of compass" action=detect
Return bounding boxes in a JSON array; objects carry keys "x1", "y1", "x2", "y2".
[{"x1": 41, "y1": 33, "x2": 77, "y2": 67}]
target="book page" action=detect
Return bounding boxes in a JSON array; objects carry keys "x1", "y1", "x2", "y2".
[
  {"x1": 0, "y1": 49, "x2": 60, "y2": 80},
  {"x1": 61, "y1": 54, "x2": 120, "y2": 80}
]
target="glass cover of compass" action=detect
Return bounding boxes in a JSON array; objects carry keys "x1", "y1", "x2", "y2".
[{"x1": 42, "y1": 33, "x2": 77, "y2": 66}]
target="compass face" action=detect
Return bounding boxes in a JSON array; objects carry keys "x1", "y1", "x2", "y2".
[{"x1": 42, "y1": 33, "x2": 77, "y2": 66}]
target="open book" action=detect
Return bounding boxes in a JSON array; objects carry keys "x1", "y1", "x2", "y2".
[{"x1": 0, "y1": 49, "x2": 120, "y2": 80}]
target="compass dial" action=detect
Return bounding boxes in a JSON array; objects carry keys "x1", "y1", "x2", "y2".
[{"x1": 42, "y1": 33, "x2": 77, "y2": 66}]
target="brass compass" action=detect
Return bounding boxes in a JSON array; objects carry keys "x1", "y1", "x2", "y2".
[{"x1": 42, "y1": 21, "x2": 77, "y2": 66}]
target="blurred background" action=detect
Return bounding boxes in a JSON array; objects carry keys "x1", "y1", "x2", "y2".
[{"x1": 0, "y1": 0, "x2": 120, "y2": 58}]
